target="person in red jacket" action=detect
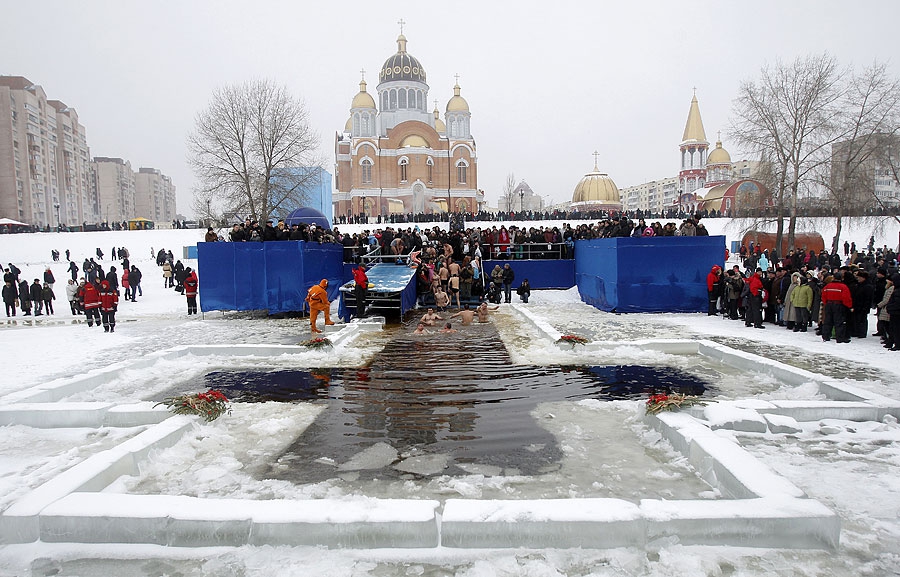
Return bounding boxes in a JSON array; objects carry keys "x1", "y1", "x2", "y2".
[
  {"x1": 352, "y1": 264, "x2": 369, "y2": 319},
  {"x1": 82, "y1": 280, "x2": 102, "y2": 328},
  {"x1": 183, "y1": 268, "x2": 199, "y2": 315},
  {"x1": 98, "y1": 279, "x2": 119, "y2": 332},
  {"x1": 706, "y1": 265, "x2": 722, "y2": 316},
  {"x1": 746, "y1": 268, "x2": 765, "y2": 329},
  {"x1": 305, "y1": 278, "x2": 333, "y2": 333},
  {"x1": 820, "y1": 271, "x2": 854, "y2": 343}
]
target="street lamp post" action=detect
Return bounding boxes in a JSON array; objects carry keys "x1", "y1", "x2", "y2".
[
  {"x1": 520, "y1": 190, "x2": 525, "y2": 213},
  {"x1": 54, "y1": 203, "x2": 60, "y2": 232}
]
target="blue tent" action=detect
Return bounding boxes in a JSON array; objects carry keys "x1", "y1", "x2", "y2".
[{"x1": 284, "y1": 207, "x2": 330, "y2": 229}]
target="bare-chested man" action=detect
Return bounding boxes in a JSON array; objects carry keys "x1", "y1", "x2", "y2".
[
  {"x1": 439, "y1": 322, "x2": 457, "y2": 333},
  {"x1": 477, "y1": 302, "x2": 500, "y2": 323},
  {"x1": 420, "y1": 308, "x2": 443, "y2": 326},
  {"x1": 413, "y1": 322, "x2": 431, "y2": 335},
  {"x1": 450, "y1": 304, "x2": 475, "y2": 325}
]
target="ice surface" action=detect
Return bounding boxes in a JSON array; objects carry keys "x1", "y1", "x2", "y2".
[
  {"x1": 337, "y1": 442, "x2": 399, "y2": 471},
  {"x1": 3, "y1": 223, "x2": 900, "y2": 574}
]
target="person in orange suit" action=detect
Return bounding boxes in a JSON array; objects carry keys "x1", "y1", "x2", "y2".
[{"x1": 306, "y1": 278, "x2": 334, "y2": 333}]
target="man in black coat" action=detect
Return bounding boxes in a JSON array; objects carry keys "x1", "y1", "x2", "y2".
[
  {"x1": 105, "y1": 266, "x2": 119, "y2": 293},
  {"x1": 852, "y1": 270, "x2": 874, "y2": 338},
  {"x1": 30, "y1": 279, "x2": 44, "y2": 315}
]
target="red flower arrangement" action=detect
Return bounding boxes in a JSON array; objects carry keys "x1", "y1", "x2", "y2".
[
  {"x1": 155, "y1": 389, "x2": 231, "y2": 422},
  {"x1": 645, "y1": 393, "x2": 705, "y2": 415},
  {"x1": 556, "y1": 334, "x2": 589, "y2": 347},
  {"x1": 300, "y1": 337, "x2": 333, "y2": 349}
]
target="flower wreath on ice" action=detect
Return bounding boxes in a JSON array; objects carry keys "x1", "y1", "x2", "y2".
[
  {"x1": 645, "y1": 393, "x2": 705, "y2": 415},
  {"x1": 300, "y1": 337, "x2": 333, "y2": 349},
  {"x1": 156, "y1": 389, "x2": 231, "y2": 422},
  {"x1": 556, "y1": 334, "x2": 589, "y2": 348}
]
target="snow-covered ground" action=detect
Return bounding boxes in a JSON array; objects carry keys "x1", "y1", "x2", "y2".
[{"x1": 1, "y1": 219, "x2": 899, "y2": 576}]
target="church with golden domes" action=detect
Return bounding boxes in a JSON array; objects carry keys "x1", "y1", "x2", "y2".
[{"x1": 333, "y1": 29, "x2": 481, "y2": 220}]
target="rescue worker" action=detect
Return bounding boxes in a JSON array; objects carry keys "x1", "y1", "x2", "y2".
[
  {"x1": 99, "y1": 279, "x2": 118, "y2": 332},
  {"x1": 306, "y1": 278, "x2": 333, "y2": 333},
  {"x1": 352, "y1": 264, "x2": 369, "y2": 319}
]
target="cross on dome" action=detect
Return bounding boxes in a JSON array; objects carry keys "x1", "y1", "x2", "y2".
[
  {"x1": 359, "y1": 68, "x2": 366, "y2": 81},
  {"x1": 592, "y1": 150, "x2": 600, "y2": 171},
  {"x1": 397, "y1": 18, "x2": 406, "y2": 34}
]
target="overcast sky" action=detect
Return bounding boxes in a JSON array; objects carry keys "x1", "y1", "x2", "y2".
[{"x1": 3, "y1": 0, "x2": 899, "y2": 217}]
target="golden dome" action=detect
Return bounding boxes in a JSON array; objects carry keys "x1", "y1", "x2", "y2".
[
  {"x1": 351, "y1": 79, "x2": 376, "y2": 109},
  {"x1": 707, "y1": 139, "x2": 731, "y2": 165},
  {"x1": 433, "y1": 107, "x2": 446, "y2": 133},
  {"x1": 401, "y1": 134, "x2": 430, "y2": 148},
  {"x1": 572, "y1": 161, "x2": 620, "y2": 204},
  {"x1": 446, "y1": 83, "x2": 469, "y2": 112},
  {"x1": 344, "y1": 117, "x2": 352, "y2": 131}
]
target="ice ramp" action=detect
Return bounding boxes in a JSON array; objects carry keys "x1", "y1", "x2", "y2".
[{"x1": 339, "y1": 263, "x2": 417, "y2": 320}]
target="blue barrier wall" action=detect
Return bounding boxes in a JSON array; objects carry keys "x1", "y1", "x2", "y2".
[
  {"x1": 481, "y1": 260, "x2": 574, "y2": 289},
  {"x1": 575, "y1": 236, "x2": 725, "y2": 313},
  {"x1": 197, "y1": 242, "x2": 344, "y2": 314}
]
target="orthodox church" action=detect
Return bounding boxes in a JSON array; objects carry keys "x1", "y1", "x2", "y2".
[
  {"x1": 333, "y1": 30, "x2": 481, "y2": 220},
  {"x1": 569, "y1": 152, "x2": 622, "y2": 213}
]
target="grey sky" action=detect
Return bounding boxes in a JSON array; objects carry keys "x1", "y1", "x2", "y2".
[{"x1": 3, "y1": 0, "x2": 898, "y2": 217}]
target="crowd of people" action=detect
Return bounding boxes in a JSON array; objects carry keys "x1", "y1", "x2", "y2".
[
  {"x1": 221, "y1": 214, "x2": 726, "y2": 266},
  {"x1": 707, "y1": 244, "x2": 900, "y2": 350},
  {"x1": 2, "y1": 243, "x2": 200, "y2": 327}
]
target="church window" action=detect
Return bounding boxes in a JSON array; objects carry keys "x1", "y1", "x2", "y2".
[
  {"x1": 382, "y1": 92, "x2": 389, "y2": 110},
  {"x1": 399, "y1": 89, "x2": 407, "y2": 109},
  {"x1": 361, "y1": 113, "x2": 370, "y2": 136},
  {"x1": 390, "y1": 89, "x2": 397, "y2": 109},
  {"x1": 361, "y1": 159, "x2": 372, "y2": 184},
  {"x1": 449, "y1": 117, "x2": 457, "y2": 138},
  {"x1": 456, "y1": 159, "x2": 468, "y2": 184},
  {"x1": 399, "y1": 157, "x2": 409, "y2": 182},
  {"x1": 409, "y1": 90, "x2": 417, "y2": 109},
  {"x1": 352, "y1": 113, "x2": 360, "y2": 134},
  {"x1": 426, "y1": 157, "x2": 433, "y2": 183}
]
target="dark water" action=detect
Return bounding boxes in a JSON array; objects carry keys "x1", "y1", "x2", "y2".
[{"x1": 200, "y1": 323, "x2": 709, "y2": 483}]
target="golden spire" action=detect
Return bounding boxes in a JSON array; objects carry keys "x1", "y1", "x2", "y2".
[
  {"x1": 359, "y1": 68, "x2": 367, "y2": 93},
  {"x1": 682, "y1": 91, "x2": 707, "y2": 143}
]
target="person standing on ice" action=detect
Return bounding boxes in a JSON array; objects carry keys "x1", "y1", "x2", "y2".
[
  {"x1": 67, "y1": 260, "x2": 78, "y2": 281},
  {"x1": 305, "y1": 279, "x2": 333, "y2": 333},
  {"x1": 65, "y1": 279, "x2": 79, "y2": 315},
  {"x1": 128, "y1": 265, "x2": 143, "y2": 301},
  {"x1": 99, "y1": 279, "x2": 118, "y2": 332},
  {"x1": 352, "y1": 264, "x2": 369, "y2": 318},
  {"x1": 183, "y1": 268, "x2": 199, "y2": 315},
  {"x1": 82, "y1": 280, "x2": 102, "y2": 327}
]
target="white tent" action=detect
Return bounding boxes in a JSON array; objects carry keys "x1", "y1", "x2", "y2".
[{"x1": 0, "y1": 217, "x2": 28, "y2": 226}]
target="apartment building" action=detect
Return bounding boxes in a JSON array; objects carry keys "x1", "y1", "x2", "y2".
[
  {"x1": 134, "y1": 167, "x2": 176, "y2": 222},
  {"x1": 92, "y1": 157, "x2": 135, "y2": 225},
  {"x1": 0, "y1": 76, "x2": 95, "y2": 227}
]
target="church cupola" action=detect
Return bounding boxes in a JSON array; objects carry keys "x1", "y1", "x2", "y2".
[{"x1": 678, "y1": 90, "x2": 709, "y2": 194}]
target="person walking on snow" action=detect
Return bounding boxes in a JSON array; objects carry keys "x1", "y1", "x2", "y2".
[{"x1": 305, "y1": 279, "x2": 333, "y2": 333}]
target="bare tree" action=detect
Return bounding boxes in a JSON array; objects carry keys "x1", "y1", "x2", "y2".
[
  {"x1": 188, "y1": 79, "x2": 322, "y2": 224},
  {"x1": 814, "y1": 63, "x2": 900, "y2": 250},
  {"x1": 731, "y1": 54, "x2": 844, "y2": 253},
  {"x1": 502, "y1": 173, "x2": 516, "y2": 213}
]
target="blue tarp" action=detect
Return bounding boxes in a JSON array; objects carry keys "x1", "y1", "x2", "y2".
[
  {"x1": 197, "y1": 242, "x2": 344, "y2": 314},
  {"x1": 481, "y1": 260, "x2": 574, "y2": 290},
  {"x1": 575, "y1": 236, "x2": 725, "y2": 313}
]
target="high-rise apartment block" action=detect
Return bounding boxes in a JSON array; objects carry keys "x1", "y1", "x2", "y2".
[
  {"x1": 134, "y1": 167, "x2": 176, "y2": 223},
  {"x1": 0, "y1": 75, "x2": 176, "y2": 228},
  {"x1": 0, "y1": 76, "x2": 95, "y2": 227}
]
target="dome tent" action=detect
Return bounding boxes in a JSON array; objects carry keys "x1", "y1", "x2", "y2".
[{"x1": 284, "y1": 207, "x2": 330, "y2": 230}]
